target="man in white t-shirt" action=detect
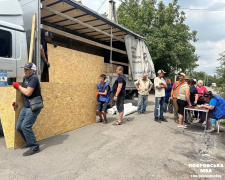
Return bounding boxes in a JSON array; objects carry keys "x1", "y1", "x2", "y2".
[{"x1": 154, "y1": 70, "x2": 167, "y2": 123}]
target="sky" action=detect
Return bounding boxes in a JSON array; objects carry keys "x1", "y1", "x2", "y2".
[{"x1": 80, "y1": 0, "x2": 225, "y2": 75}]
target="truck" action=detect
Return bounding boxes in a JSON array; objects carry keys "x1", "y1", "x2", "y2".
[
  {"x1": 0, "y1": 0, "x2": 155, "y2": 133},
  {"x1": 211, "y1": 83, "x2": 216, "y2": 87}
]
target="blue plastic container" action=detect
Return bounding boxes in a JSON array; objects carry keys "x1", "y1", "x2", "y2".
[{"x1": 210, "y1": 118, "x2": 216, "y2": 126}]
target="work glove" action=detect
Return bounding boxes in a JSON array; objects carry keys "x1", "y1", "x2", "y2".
[
  {"x1": 12, "y1": 102, "x2": 17, "y2": 110},
  {"x1": 45, "y1": 61, "x2": 50, "y2": 68},
  {"x1": 13, "y1": 82, "x2": 20, "y2": 89}
]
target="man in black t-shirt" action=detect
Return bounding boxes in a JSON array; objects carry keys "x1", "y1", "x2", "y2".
[
  {"x1": 41, "y1": 31, "x2": 53, "y2": 81},
  {"x1": 113, "y1": 66, "x2": 126, "y2": 125},
  {"x1": 13, "y1": 63, "x2": 42, "y2": 156}
]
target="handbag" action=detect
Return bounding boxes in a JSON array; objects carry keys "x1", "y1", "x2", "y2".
[
  {"x1": 28, "y1": 96, "x2": 44, "y2": 112},
  {"x1": 168, "y1": 100, "x2": 173, "y2": 114}
]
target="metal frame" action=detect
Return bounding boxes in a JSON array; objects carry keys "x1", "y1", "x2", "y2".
[
  {"x1": 42, "y1": 24, "x2": 126, "y2": 55},
  {"x1": 42, "y1": 5, "x2": 124, "y2": 42},
  {"x1": 41, "y1": 20, "x2": 108, "y2": 45},
  {"x1": 58, "y1": 0, "x2": 146, "y2": 40}
]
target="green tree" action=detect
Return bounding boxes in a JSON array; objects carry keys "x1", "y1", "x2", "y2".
[
  {"x1": 216, "y1": 51, "x2": 225, "y2": 82},
  {"x1": 187, "y1": 71, "x2": 218, "y2": 87},
  {"x1": 117, "y1": 0, "x2": 199, "y2": 76},
  {"x1": 215, "y1": 51, "x2": 225, "y2": 98}
]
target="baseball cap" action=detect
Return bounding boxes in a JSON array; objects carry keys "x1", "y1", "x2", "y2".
[
  {"x1": 178, "y1": 72, "x2": 185, "y2": 77},
  {"x1": 45, "y1": 31, "x2": 53, "y2": 38},
  {"x1": 157, "y1": 70, "x2": 166, "y2": 74},
  {"x1": 21, "y1": 63, "x2": 37, "y2": 71}
]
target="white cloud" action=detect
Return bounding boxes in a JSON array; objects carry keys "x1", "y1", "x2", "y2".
[{"x1": 194, "y1": 40, "x2": 225, "y2": 75}]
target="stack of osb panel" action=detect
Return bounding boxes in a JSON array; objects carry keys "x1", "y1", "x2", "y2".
[
  {"x1": 3, "y1": 44, "x2": 104, "y2": 149},
  {"x1": 103, "y1": 63, "x2": 118, "y2": 76},
  {"x1": 14, "y1": 82, "x2": 98, "y2": 148},
  {"x1": 48, "y1": 45, "x2": 104, "y2": 83}
]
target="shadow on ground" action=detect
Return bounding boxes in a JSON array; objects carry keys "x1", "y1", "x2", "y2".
[{"x1": 40, "y1": 134, "x2": 69, "y2": 151}]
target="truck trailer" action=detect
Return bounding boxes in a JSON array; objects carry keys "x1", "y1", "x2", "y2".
[{"x1": 0, "y1": 0, "x2": 155, "y2": 135}]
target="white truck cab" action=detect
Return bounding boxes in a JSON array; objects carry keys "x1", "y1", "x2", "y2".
[
  {"x1": 0, "y1": 20, "x2": 27, "y2": 83},
  {"x1": 0, "y1": 0, "x2": 28, "y2": 84}
]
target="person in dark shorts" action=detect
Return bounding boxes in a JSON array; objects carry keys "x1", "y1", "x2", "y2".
[
  {"x1": 13, "y1": 63, "x2": 42, "y2": 156},
  {"x1": 96, "y1": 74, "x2": 111, "y2": 124},
  {"x1": 113, "y1": 66, "x2": 126, "y2": 125},
  {"x1": 177, "y1": 73, "x2": 192, "y2": 128}
]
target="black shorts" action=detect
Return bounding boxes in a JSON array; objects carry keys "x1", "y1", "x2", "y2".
[
  {"x1": 97, "y1": 101, "x2": 108, "y2": 112},
  {"x1": 177, "y1": 99, "x2": 188, "y2": 116},
  {"x1": 116, "y1": 96, "x2": 125, "y2": 113}
]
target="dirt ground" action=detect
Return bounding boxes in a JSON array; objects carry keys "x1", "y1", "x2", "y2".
[{"x1": 0, "y1": 94, "x2": 225, "y2": 180}]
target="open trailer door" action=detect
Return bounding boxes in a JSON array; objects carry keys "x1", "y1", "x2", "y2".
[{"x1": 125, "y1": 35, "x2": 156, "y2": 81}]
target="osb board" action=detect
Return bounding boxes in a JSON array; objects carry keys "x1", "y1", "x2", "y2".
[
  {"x1": 14, "y1": 82, "x2": 98, "y2": 149},
  {"x1": 104, "y1": 63, "x2": 118, "y2": 74},
  {"x1": 0, "y1": 86, "x2": 23, "y2": 148},
  {"x1": 48, "y1": 44, "x2": 104, "y2": 84}
]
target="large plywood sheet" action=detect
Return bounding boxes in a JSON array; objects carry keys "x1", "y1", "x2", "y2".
[
  {"x1": 0, "y1": 86, "x2": 23, "y2": 148},
  {"x1": 0, "y1": 87, "x2": 16, "y2": 148},
  {"x1": 13, "y1": 45, "x2": 104, "y2": 148},
  {"x1": 14, "y1": 82, "x2": 98, "y2": 149},
  {"x1": 1, "y1": 45, "x2": 104, "y2": 149},
  {"x1": 48, "y1": 44, "x2": 104, "y2": 84}
]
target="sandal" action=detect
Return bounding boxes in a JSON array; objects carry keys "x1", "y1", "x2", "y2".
[
  {"x1": 96, "y1": 119, "x2": 103, "y2": 123},
  {"x1": 113, "y1": 121, "x2": 122, "y2": 125},
  {"x1": 103, "y1": 119, "x2": 107, "y2": 124}
]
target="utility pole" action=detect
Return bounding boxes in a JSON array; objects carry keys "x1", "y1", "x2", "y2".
[{"x1": 109, "y1": 0, "x2": 117, "y2": 87}]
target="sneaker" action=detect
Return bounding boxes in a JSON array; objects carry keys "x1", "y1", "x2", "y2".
[
  {"x1": 142, "y1": 112, "x2": 146, "y2": 114},
  {"x1": 23, "y1": 147, "x2": 40, "y2": 156},
  {"x1": 160, "y1": 117, "x2": 168, "y2": 122},
  {"x1": 205, "y1": 128, "x2": 215, "y2": 133},
  {"x1": 137, "y1": 112, "x2": 141, "y2": 115},
  {"x1": 155, "y1": 117, "x2": 161, "y2": 123}
]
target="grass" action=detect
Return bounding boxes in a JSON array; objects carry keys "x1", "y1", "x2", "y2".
[{"x1": 220, "y1": 119, "x2": 225, "y2": 127}]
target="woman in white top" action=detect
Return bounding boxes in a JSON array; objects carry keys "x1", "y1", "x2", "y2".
[{"x1": 177, "y1": 81, "x2": 192, "y2": 128}]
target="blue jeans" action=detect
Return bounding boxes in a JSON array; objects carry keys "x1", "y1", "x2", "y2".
[
  {"x1": 137, "y1": 94, "x2": 148, "y2": 113},
  {"x1": 16, "y1": 107, "x2": 41, "y2": 150},
  {"x1": 154, "y1": 97, "x2": 165, "y2": 118}
]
